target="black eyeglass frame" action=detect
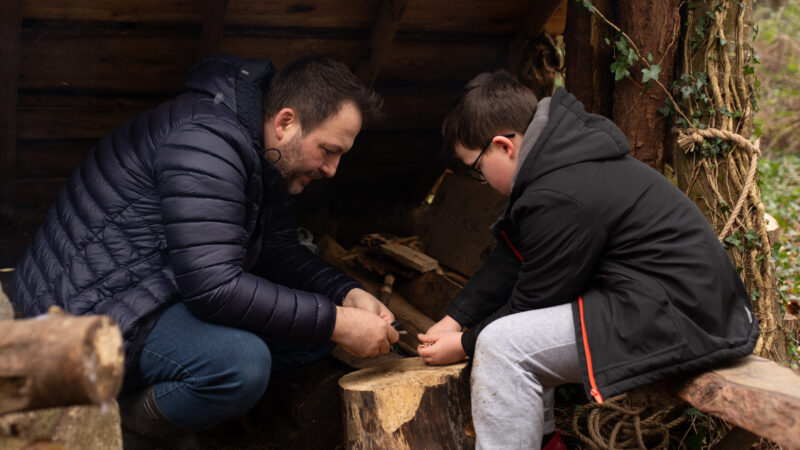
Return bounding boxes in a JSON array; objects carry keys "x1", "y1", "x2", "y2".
[{"x1": 465, "y1": 133, "x2": 516, "y2": 182}]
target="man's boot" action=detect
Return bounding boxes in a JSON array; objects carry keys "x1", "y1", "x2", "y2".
[{"x1": 118, "y1": 385, "x2": 192, "y2": 449}]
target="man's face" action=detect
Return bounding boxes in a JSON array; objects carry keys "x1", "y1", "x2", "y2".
[{"x1": 274, "y1": 102, "x2": 362, "y2": 195}]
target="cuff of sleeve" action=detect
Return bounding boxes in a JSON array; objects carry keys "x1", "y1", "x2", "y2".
[
  {"x1": 461, "y1": 326, "x2": 479, "y2": 357},
  {"x1": 313, "y1": 297, "x2": 338, "y2": 344},
  {"x1": 332, "y1": 280, "x2": 364, "y2": 306},
  {"x1": 445, "y1": 302, "x2": 475, "y2": 328}
]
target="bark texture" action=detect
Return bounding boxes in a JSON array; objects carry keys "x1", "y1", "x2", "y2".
[
  {"x1": 0, "y1": 311, "x2": 124, "y2": 414},
  {"x1": 564, "y1": 0, "x2": 615, "y2": 117},
  {"x1": 678, "y1": 355, "x2": 800, "y2": 449},
  {"x1": 612, "y1": 0, "x2": 682, "y2": 170},
  {"x1": 673, "y1": 0, "x2": 786, "y2": 361}
]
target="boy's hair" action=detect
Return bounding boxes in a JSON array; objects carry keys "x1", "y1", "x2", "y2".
[
  {"x1": 264, "y1": 55, "x2": 383, "y2": 134},
  {"x1": 441, "y1": 70, "x2": 538, "y2": 166}
]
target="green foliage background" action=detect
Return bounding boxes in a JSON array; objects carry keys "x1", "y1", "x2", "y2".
[{"x1": 756, "y1": 1, "x2": 800, "y2": 369}]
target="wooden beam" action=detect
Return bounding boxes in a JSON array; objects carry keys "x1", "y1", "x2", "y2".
[
  {"x1": 354, "y1": 0, "x2": 408, "y2": 86},
  {"x1": 678, "y1": 355, "x2": 800, "y2": 449},
  {"x1": 0, "y1": 0, "x2": 22, "y2": 221},
  {"x1": 196, "y1": 0, "x2": 229, "y2": 61},
  {"x1": 521, "y1": 0, "x2": 565, "y2": 40}
]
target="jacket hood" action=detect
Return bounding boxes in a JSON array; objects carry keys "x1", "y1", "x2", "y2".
[
  {"x1": 511, "y1": 88, "x2": 631, "y2": 200},
  {"x1": 185, "y1": 54, "x2": 275, "y2": 148}
]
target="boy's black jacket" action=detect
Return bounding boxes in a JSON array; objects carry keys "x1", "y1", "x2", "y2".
[{"x1": 446, "y1": 88, "x2": 758, "y2": 401}]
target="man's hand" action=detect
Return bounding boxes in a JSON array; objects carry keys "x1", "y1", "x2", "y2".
[
  {"x1": 332, "y1": 306, "x2": 399, "y2": 358},
  {"x1": 342, "y1": 288, "x2": 395, "y2": 323},
  {"x1": 417, "y1": 331, "x2": 467, "y2": 365},
  {"x1": 425, "y1": 315, "x2": 462, "y2": 335}
]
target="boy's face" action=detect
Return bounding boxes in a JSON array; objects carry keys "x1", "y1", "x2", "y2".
[{"x1": 454, "y1": 134, "x2": 519, "y2": 196}]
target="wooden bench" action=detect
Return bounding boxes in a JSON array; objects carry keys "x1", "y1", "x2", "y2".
[{"x1": 678, "y1": 354, "x2": 800, "y2": 449}]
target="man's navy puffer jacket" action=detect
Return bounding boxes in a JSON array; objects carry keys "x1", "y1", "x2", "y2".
[{"x1": 12, "y1": 55, "x2": 360, "y2": 371}]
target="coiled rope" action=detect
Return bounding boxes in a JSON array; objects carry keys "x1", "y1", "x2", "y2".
[{"x1": 571, "y1": 394, "x2": 687, "y2": 449}]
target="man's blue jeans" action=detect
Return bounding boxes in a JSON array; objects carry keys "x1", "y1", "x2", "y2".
[{"x1": 121, "y1": 302, "x2": 335, "y2": 431}]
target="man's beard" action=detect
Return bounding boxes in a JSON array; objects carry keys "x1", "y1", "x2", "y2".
[{"x1": 274, "y1": 134, "x2": 321, "y2": 195}]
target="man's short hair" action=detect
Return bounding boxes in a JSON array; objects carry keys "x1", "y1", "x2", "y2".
[
  {"x1": 441, "y1": 70, "x2": 538, "y2": 166},
  {"x1": 264, "y1": 55, "x2": 383, "y2": 133}
]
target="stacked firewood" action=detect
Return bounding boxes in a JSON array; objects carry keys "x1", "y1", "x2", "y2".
[{"x1": 0, "y1": 284, "x2": 125, "y2": 449}]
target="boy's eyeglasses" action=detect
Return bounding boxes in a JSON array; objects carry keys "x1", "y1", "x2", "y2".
[{"x1": 465, "y1": 133, "x2": 515, "y2": 182}]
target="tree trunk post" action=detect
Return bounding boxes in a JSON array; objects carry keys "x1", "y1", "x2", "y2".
[
  {"x1": 612, "y1": 0, "x2": 682, "y2": 171},
  {"x1": 564, "y1": 0, "x2": 615, "y2": 117},
  {"x1": 672, "y1": 0, "x2": 786, "y2": 361}
]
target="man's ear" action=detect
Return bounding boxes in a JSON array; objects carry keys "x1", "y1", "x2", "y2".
[{"x1": 272, "y1": 107, "x2": 297, "y2": 141}]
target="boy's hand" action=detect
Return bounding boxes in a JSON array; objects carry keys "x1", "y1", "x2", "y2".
[
  {"x1": 417, "y1": 331, "x2": 466, "y2": 365},
  {"x1": 342, "y1": 288, "x2": 395, "y2": 323},
  {"x1": 332, "y1": 306, "x2": 399, "y2": 358},
  {"x1": 425, "y1": 315, "x2": 462, "y2": 335}
]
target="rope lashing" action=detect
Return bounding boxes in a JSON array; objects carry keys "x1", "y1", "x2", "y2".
[{"x1": 677, "y1": 128, "x2": 761, "y2": 241}]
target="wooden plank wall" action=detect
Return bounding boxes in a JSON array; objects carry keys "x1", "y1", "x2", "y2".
[
  {"x1": 1, "y1": 0, "x2": 23, "y2": 221},
  {"x1": 14, "y1": 0, "x2": 565, "y2": 230}
]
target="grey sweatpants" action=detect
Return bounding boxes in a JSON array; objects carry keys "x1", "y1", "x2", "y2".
[{"x1": 471, "y1": 303, "x2": 582, "y2": 449}]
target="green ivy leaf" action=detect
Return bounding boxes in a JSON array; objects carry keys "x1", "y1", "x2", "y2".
[
  {"x1": 680, "y1": 85, "x2": 694, "y2": 100},
  {"x1": 724, "y1": 234, "x2": 743, "y2": 252},
  {"x1": 642, "y1": 65, "x2": 661, "y2": 83},
  {"x1": 580, "y1": 0, "x2": 595, "y2": 13},
  {"x1": 745, "y1": 228, "x2": 762, "y2": 248},
  {"x1": 685, "y1": 408, "x2": 704, "y2": 417},
  {"x1": 657, "y1": 98, "x2": 674, "y2": 117},
  {"x1": 610, "y1": 60, "x2": 630, "y2": 81},
  {"x1": 626, "y1": 50, "x2": 639, "y2": 65},
  {"x1": 615, "y1": 37, "x2": 629, "y2": 54}
]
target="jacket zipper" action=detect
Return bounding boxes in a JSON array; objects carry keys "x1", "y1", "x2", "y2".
[
  {"x1": 579, "y1": 295, "x2": 604, "y2": 403},
  {"x1": 502, "y1": 228, "x2": 604, "y2": 404},
  {"x1": 500, "y1": 230, "x2": 523, "y2": 261}
]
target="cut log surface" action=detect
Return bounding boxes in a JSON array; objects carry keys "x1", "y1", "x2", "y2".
[
  {"x1": 678, "y1": 355, "x2": 800, "y2": 450},
  {"x1": 339, "y1": 357, "x2": 473, "y2": 449},
  {"x1": 0, "y1": 312, "x2": 124, "y2": 415}
]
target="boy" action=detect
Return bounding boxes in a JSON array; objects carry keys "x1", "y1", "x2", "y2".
[{"x1": 417, "y1": 71, "x2": 758, "y2": 449}]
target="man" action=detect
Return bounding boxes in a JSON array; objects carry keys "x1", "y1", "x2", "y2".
[{"x1": 12, "y1": 54, "x2": 399, "y2": 447}]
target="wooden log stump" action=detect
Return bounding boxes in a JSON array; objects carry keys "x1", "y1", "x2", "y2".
[
  {"x1": 339, "y1": 357, "x2": 474, "y2": 449},
  {"x1": 0, "y1": 310, "x2": 124, "y2": 414},
  {"x1": 0, "y1": 402, "x2": 122, "y2": 450},
  {"x1": 0, "y1": 280, "x2": 14, "y2": 321}
]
